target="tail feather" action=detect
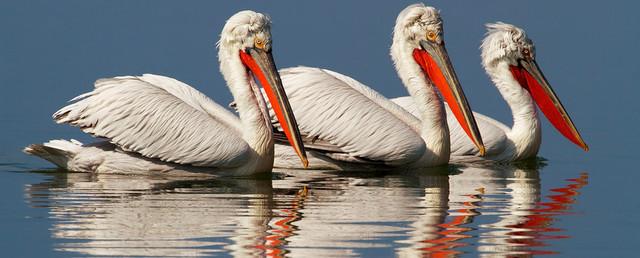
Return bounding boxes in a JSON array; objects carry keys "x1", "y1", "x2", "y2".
[{"x1": 24, "y1": 139, "x2": 83, "y2": 168}]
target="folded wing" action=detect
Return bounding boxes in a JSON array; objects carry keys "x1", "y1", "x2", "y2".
[
  {"x1": 54, "y1": 74, "x2": 250, "y2": 167},
  {"x1": 270, "y1": 67, "x2": 426, "y2": 166},
  {"x1": 392, "y1": 96, "x2": 508, "y2": 156}
]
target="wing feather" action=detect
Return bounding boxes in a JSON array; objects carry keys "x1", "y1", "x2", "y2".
[
  {"x1": 392, "y1": 96, "x2": 509, "y2": 156},
  {"x1": 54, "y1": 74, "x2": 250, "y2": 167},
  {"x1": 272, "y1": 67, "x2": 425, "y2": 166}
]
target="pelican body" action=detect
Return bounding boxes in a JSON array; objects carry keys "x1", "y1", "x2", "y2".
[
  {"x1": 25, "y1": 10, "x2": 307, "y2": 176},
  {"x1": 393, "y1": 23, "x2": 588, "y2": 162},
  {"x1": 261, "y1": 4, "x2": 484, "y2": 170}
]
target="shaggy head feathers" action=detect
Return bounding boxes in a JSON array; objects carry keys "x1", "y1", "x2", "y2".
[
  {"x1": 218, "y1": 10, "x2": 272, "y2": 52},
  {"x1": 394, "y1": 3, "x2": 443, "y2": 46},
  {"x1": 481, "y1": 22, "x2": 535, "y2": 68}
]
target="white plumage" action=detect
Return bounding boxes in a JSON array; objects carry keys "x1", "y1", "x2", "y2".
[
  {"x1": 393, "y1": 22, "x2": 587, "y2": 162},
  {"x1": 392, "y1": 97, "x2": 509, "y2": 157},
  {"x1": 54, "y1": 74, "x2": 250, "y2": 167},
  {"x1": 276, "y1": 67, "x2": 425, "y2": 165},
  {"x1": 25, "y1": 10, "x2": 308, "y2": 175},
  {"x1": 264, "y1": 4, "x2": 484, "y2": 169}
]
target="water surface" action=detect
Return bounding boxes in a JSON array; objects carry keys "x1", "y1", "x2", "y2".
[
  {"x1": 2, "y1": 1, "x2": 638, "y2": 257},
  {"x1": 10, "y1": 163, "x2": 589, "y2": 257}
]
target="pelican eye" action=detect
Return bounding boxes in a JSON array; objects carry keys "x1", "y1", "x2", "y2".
[
  {"x1": 427, "y1": 31, "x2": 437, "y2": 41},
  {"x1": 254, "y1": 38, "x2": 266, "y2": 49},
  {"x1": 522, "y1": 48, "x2": 531, "y2": 58}
]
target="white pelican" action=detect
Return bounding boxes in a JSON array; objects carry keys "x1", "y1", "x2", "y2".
[
  {"x1": 24, "y1": 10, "x2": 308, "y2": 176},
  {"x1": 258, "y1": 4, "x2": 485, "y2": 170},
  {"x1": 393, "y1": 23, "x2": 588, "y2": 162}
]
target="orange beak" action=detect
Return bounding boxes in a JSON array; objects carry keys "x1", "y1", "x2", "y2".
[
  {"x1": 413, "y1": 40, "x2": 486, "y2": 155},
  {"x1": 239, "y1": 48, "x2": 309, "y2": 167},
  {"x1": 510, "y1": 59, "x2": 588, "y2": 151}
]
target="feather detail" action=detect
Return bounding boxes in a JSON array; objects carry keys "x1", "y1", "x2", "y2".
[{"x1": 53, "y1": 74, "x2": 250, "y2": 167}]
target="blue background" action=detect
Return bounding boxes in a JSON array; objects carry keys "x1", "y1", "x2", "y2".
[{"x1": 0, "y1": 1, "x2": 638, "y2": 256}]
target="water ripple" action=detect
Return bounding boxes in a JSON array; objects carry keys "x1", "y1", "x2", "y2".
[{"x1": 23, "y1": 164, "x2": 588, "y2": 257}]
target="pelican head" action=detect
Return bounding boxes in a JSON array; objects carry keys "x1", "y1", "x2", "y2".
[
  {"x1": 219, "y1": 10, "x2": 273, "y2": 53},
  {"x1": 393, "y1": 3, "x2": 485, "y2": 155},
  {"x1": 481, "y1": 22, "x2": 588, "y2": 151},
  {"x1": 394, "y1": 4, "x2": 443, "y2": 47},
  {"x1": 218, "y1": 10, "x2": 308, "y2": 167},
  {"x1": 481, "y1": 22, "x2": 535, "y2": 69}
]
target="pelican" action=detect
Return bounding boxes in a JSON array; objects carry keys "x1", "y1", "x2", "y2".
[
  {"x1": 24, "y1": 10, "x2": 307, "y2": 176},
  {"x1": 393, "y1": 23, "x2": 588, "y2": 162},
  {"x1": 259, "y1": 4, "x2": 484, "y2": 170}
]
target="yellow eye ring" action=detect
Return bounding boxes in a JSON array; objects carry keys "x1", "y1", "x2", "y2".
[
  {"x1": 254, "y1": 38, "x2": 265, "y2": 49},
  {"x1": 427, "y1": 31, "x2": 437, "y2": 41}
]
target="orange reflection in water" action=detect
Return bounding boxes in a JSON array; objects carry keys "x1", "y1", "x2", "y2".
[
  {"x1": 420, "y1": 190, "x2": 482, "y2": 257},
  {"x1": 420, "y1": 192, "x2": 482, "y2": 257},
  {"x1": 505, "y1": 172, "x2": 589, "y2": 255},
  {"x1": 254, "y1": 187, "x2": 308, "y2": 258},
  {"x1": 415, "y1": 172, "x2": 588, "y2": 257},
  {"x1": 25, "y1": 168, "x2": 589, "y2": 257}
]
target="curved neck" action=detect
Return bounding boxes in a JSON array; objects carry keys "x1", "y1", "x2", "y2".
[
  {"x1": 391, "y1": 37, "x2": 449, "y2": 163},
  {"x1": 487, "y1": 61, "x2": 541, "y2": 158},
  {"x1": 218, "y1": 48, "x2": 274, "y2": 160}
]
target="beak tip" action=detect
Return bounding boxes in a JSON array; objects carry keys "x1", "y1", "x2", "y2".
[
  {"x1": 478, "y1": 145, "x2": 487, "y2": 156},
  {"x1": 581, "y1": 143, "x2": 589, "y2": 152},
  {"x1": 301, "y1": 158, "x2": 309, "y2": 169}
]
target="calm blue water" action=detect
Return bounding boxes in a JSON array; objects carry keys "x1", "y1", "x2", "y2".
[
  {"x1": 1, "y1": 1, "x2": 638, "y2": 257},
  {"x1": 1, "y1": 158, "x2": 627, "y2": 257}
]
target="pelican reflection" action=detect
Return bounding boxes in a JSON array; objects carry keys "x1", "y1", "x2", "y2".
[
  {"x1": 26, "y1": 173, "x2": 279, "y2": 257},
  {"x1": 399, "y1": 162, "x2": 588, "y2": 257},
  {"x1": 25, "y1": 164, "x2": 587, "y2": 257}
]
